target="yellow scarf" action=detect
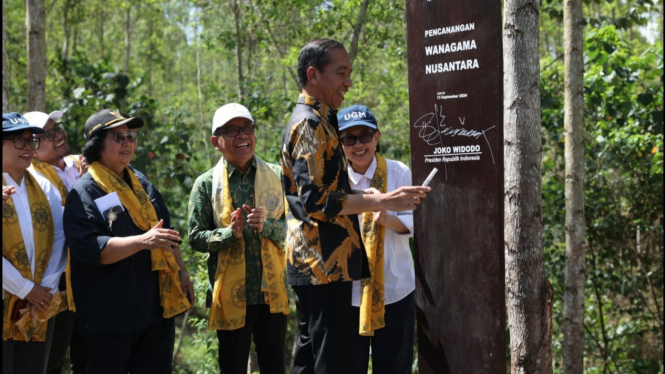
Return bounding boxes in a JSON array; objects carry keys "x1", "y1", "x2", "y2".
[
  {"x1": 209, "y1": 157, "x2": 289, "y2": 330},
  {"x1": 87, "y1": 162, "x2": 191, "y2": 318},
  {"x1": 2, "y1": 172, "x2": 56, "y2": 342},
  {"x1": 29, "y1": 155, "x2": 80, "y2": 312},
  {"x1": 359, "y1": 154, "x2": 387, "y2": 336}
]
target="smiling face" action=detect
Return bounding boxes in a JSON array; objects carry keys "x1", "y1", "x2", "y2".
[
  {"x1": 340, "y1": 125, "x2": 380, "y2": 175},
  {"x1": 3, "y1": 129, "x2": 35, "y2": 179},
  {"x1": 98, "y1": 125, "x2": 137, "y2": 176},
  {"x1": 33, "y1": 119, "x2": 71, "y2": 166},
  {"x1": 307, "y1": 47, "x2": 352, "y2": 110},
  {"x1": 211, "y1": 117, "x2": 256, "y2": 172}
]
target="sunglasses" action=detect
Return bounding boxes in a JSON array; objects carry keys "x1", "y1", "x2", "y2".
[
  {"x1": 216, "y1": 124, "x2": 256, "y2": 137},
  {"x1": 108, "y1": 132, "x2": 139, "y2": 144},
  {"x1": 5, "y1": 136, "x2": 41, "y2": 150},
  {"x1": 39, "y1": 124, "x2": 66, "y2": 141},
  {"x1": 339, "y1": 132, "x2": 375, "y2": 146}
]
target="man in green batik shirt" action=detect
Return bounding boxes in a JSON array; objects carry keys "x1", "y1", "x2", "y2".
[{"x1": 188, "y1": 103, "x2": 288, "y2": 374}]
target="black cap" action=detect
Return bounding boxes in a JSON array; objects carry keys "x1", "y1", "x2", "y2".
[
  {"x1": 84, "y1": 109, "x2": 144, "y2": 140},
  {"x1": 3, "y1": 112, "x2": 46, "y2": 134}
]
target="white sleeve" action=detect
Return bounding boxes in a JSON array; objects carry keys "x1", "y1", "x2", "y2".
[
  {"x1": 390, "y1": 161, "x2": 414, "y2": 237},
  {"x1": 3, "y1": 258, "x2": 35, "y2": 299},
  {"x1": 36, "y1": 176, "x2": 67, "y2": 293}
]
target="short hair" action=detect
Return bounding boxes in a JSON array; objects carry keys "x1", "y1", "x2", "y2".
[
  {"x1": 81, "y1": 130, "x2": 107, "y2": 164},
  {"x1": 297, "y1": 39, "x2": 346, "y2": 88}
]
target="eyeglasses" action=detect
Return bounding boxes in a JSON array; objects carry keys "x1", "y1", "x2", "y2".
[
  {"x1": 4, "y1": 136, "x2": 41, "y2": 150},
  {"x1": 108, "y1": 132, "x2": 139, "y2": 144},
  {"x1": 39, "y1": 124, "x2": 66, "y2": 142},
  {"x1": 216, "y1": 124, "x2": 256, "y2": 137},
  {"x1": 340, "y1": 132, "x2": 375, "y2": 146}
]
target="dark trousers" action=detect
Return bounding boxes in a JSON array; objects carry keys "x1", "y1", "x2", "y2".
[
  {"x1": 2, "y1": 318, "x2": 56, "y2": 374},
  {"x1": 46, "y1": 308, "x2": 88, "y2": 373},
  {"x1": 216, "y1": 304, "x2": 287, "y2": 374},
  {"x1": 292, "y1": 282, "x2": 355, "y2": 374},
  {"x1": 352, "y1": 291, "x2": 415, "y2": 374},
  {"x1": 84, "y1": 317, "x2": 174, "y2": 374}
]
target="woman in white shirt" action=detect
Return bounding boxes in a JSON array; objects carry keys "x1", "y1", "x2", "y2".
[{"x1": 337, "y1": 105, "x2": 415, "y2": 374}]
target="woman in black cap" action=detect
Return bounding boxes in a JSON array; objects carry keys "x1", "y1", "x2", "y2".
[{"x1": 63, "y1": 109, "x2": 195, "y2": 373}]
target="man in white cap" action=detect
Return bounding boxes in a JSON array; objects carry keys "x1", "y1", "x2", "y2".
[
  {"x1": 188, "y1": 103, "x2": 289, "y2": 374},
  {"x1": 23, "y1": 110, "x2": 88, "y2": 374}
]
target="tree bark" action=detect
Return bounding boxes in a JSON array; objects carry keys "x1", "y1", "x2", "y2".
[
  {"x1": 124, "y1": 6, "x2": 131, "y2": 73},
  {"x1": 99, "y1": 8, "x2": 104, "y2": 58},
  {"x1": 26, "y1": 0, "x2": 47, "y2": 111},
  {"x1": 348, "y1": 0, "x2": 370, "y2": 65},
  {"x1": 231, "y1": 0, "x2": 244, "y2": 100},
  {"x1": 503, "y1": 0, "x2": 553, "y2": 373},
  {"x1": 2, "y1": 0, "x2": 9, "y2": 112},
  {"x1": 562, "y1": 0, "x2": 585, "y2": 372},
  {"x1": 61, "y1": 0, "x2": 70, "y2": 60}
]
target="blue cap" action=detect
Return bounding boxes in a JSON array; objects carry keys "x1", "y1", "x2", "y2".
[
  {"x1": 3, "y1": 112, "x2": 46, "y2": 134},
  {"x1": 337, "y1": 105, "x2": 379, "y2": 132}
]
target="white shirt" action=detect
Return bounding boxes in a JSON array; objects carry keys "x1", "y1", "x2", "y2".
[
  {"x1": 30, "y1": 155, "x2": 80, "y2": 203},
  {"x1": 349, "y1": 157, "x2": 416, "y2": 306},
  {"x1": 2, "y1": 172, "x2": 67, "y2": 300}
]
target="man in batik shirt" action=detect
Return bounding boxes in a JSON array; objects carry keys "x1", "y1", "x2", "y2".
[
  {"x1": 281, "y1": 39, "x2": 430, "y2": 374},
  {"x1": 189, "y1": 103, "x2": 288, "y2": 374}
]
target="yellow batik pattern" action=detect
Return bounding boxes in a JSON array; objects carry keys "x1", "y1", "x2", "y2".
[
  {"x1": 2, "y1": 172, "x2": 55, "y2": 342},
  {"x1": 88, "y1": 162, "x2": 191, "y2": 318},
  {"x1": 359, "y1": 154, "x2": 387, "y2": 336},
  {"x1": 29, "y1": 155, "x2": 80, "y2": 312},
  {"x1": 209, "y1": 156, "x2": 289, "y2": 330}
]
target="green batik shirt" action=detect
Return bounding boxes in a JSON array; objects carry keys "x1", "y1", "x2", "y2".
[{"x1": 188, "y1": 158, "x2": 286, "y2": 307}]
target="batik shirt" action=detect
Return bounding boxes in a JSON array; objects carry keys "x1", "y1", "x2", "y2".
[
  {"x1": 281, "y1": 94, "x2": 370, "y2": 286},
  {"x1": 188, "y1": 158, "x2": 286, "y2": 307}
]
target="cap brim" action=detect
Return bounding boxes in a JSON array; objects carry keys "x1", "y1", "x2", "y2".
[
  {"x1": 338, "y1": 121, "x2": 378, "y2": 132},
  {"x1": 4, "y1": 123, "x2": 46, "y2": 134},
  {"x1": 48, "y1": 111, "x2": 63, "y2": 121},
  {"x1": 105, "y1": 117, "x2": 144, "y2": 131}
]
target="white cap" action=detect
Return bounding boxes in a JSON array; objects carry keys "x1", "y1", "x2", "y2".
[
  {"x1": 212, "y1": 103, "x2": 253, "y2": 134},
  {"x1": 23, "y1": 111, "x2": 64, "y2": 128}
]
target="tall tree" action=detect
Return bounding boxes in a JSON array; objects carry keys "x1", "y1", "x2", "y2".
[
  {"x1": 124, "y1": 5, "x2": 131, "y2": 73},
  {"x1": 2, "y1": 0, "x2": 9, "y2": 112},
  {"x1": 562, "y1": 0, "x2": 585, "y2": 371},
  {"x1": 26, "y1": 0, "x2": 46, "y2": 111},
  {"x1": 503, "y1": 0, "x2": 553, "y2": 372},
  {"x1": 231, "y1": 0, "x2": 244, "y2": 100}
]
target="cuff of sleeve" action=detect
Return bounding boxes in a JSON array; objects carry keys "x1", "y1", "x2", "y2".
[{"x1": 16, "y1": 281, "x2": 35, "y2": 300}]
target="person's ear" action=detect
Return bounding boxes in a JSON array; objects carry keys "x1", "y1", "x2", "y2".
[
  {"x1": 306, "y1": 66, "x2": 318, "y2": 85},
  {"x1": 210, "y1": 135, "x2": 221, "y2": 151}
]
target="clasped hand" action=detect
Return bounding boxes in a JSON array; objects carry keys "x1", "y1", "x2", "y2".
[{"x1": 230, "y1": 205, "x2": 265, "y2": 239}]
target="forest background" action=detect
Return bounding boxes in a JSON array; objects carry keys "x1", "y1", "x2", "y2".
[{"x1": 2, "y1": 0, "x2": 663, "y2": 373}]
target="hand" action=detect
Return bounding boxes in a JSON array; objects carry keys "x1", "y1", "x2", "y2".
[
  {"x1": 2, "y1": 185, "x2": 15, "y2": 209},
  {"x1": 364, "y1": 187, "x2": 380, "y2": 195},
  {"x1": 231, "y1": 208, "x2": 244, "y2": 239},
  {"x1": 139, "y1": 219, "x2": 181, "y2": 251},
  {"x1": 78, "y1": 155, "x2": 89, "y2": 176},
  {"x1": 24, "y1": 285, "x2": 53, "y2": 313},
  {"x1": 179, "y1": 271, "x2": 195, "y2": 310},
  {"x1": 373, "y1": 210, "x2": 387, "y2": 226},
  {"x1": 243, "y1": 205, "x2": 264, "y2": 234},
  {"x1": 380, "y1": 186, "x2": 430, "y2": 212}
]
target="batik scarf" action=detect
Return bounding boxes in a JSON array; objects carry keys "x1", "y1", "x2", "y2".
[
  {"x1": 88, "y1": 162, "x2": 190, "y2": 318},
  {"x1": 209, "y1": 156, "x2": 289, "y2": 330},
  {"x1": 2, "y1": 172, "x2": 55, "y2": 342},
  {"x1": 359, "y1": 154, "x2": 387, "y2": 336}
]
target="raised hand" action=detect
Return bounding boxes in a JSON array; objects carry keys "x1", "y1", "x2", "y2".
[
  {"x1": 139, "y1": 219, "x2": 181, "y2": 251},
  {"x1": 243, "y1": 205, "x2": 264, "y2": 234},
  {"x1": 231, "y1": 208, "x2": 244, "y2": 239}
]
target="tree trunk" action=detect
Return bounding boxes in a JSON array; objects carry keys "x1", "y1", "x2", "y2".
[
  {"x1": 124, "y1": 6, "x2": 131, "y2": 73},
  {"x1": 99, "y1": 8, "x2": 104, "y2": 58},
  {"x1": 2, "y1": 0, "x2": 9, "y2": 112},
  {"x1": 503, "y1": 0, "x2": 553, "y2": 373},
  {"x1": 562, "y1": 0, "x2": 585, "y2": 372},
  {"x1": 61, "y1": 0, "x2": 70, "y2": 60},
  {"x1": 26, "y1": 0, "x2": 47, "y2": 111},
  {"x1": 348, "y1": 0, "x2": 370, "y2": 65},
  {"x1": 231, "y1": 0, "x2": 244, "y2": 100}
]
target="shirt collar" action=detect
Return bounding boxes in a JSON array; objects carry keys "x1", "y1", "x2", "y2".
[
  {"x1": 224, "y1": 157, "x2": 256, "y2": 177},
  {"x1": 2, "y1": 172, "x2": 26, "y2": 189},
  {"x1": 347, "y1": 156, "x2": 377, "y2": 185},
  {"x1": 298, "y1": 93, "x2": 334, "y2": 122}
]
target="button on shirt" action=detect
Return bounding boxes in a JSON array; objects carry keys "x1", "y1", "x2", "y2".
[
  {"x1": 2, "y1": 172, "x2": 67, "y2": 300},
  {"x1": 347, "y1": 157, "x2": 416, "y2": 306}
]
